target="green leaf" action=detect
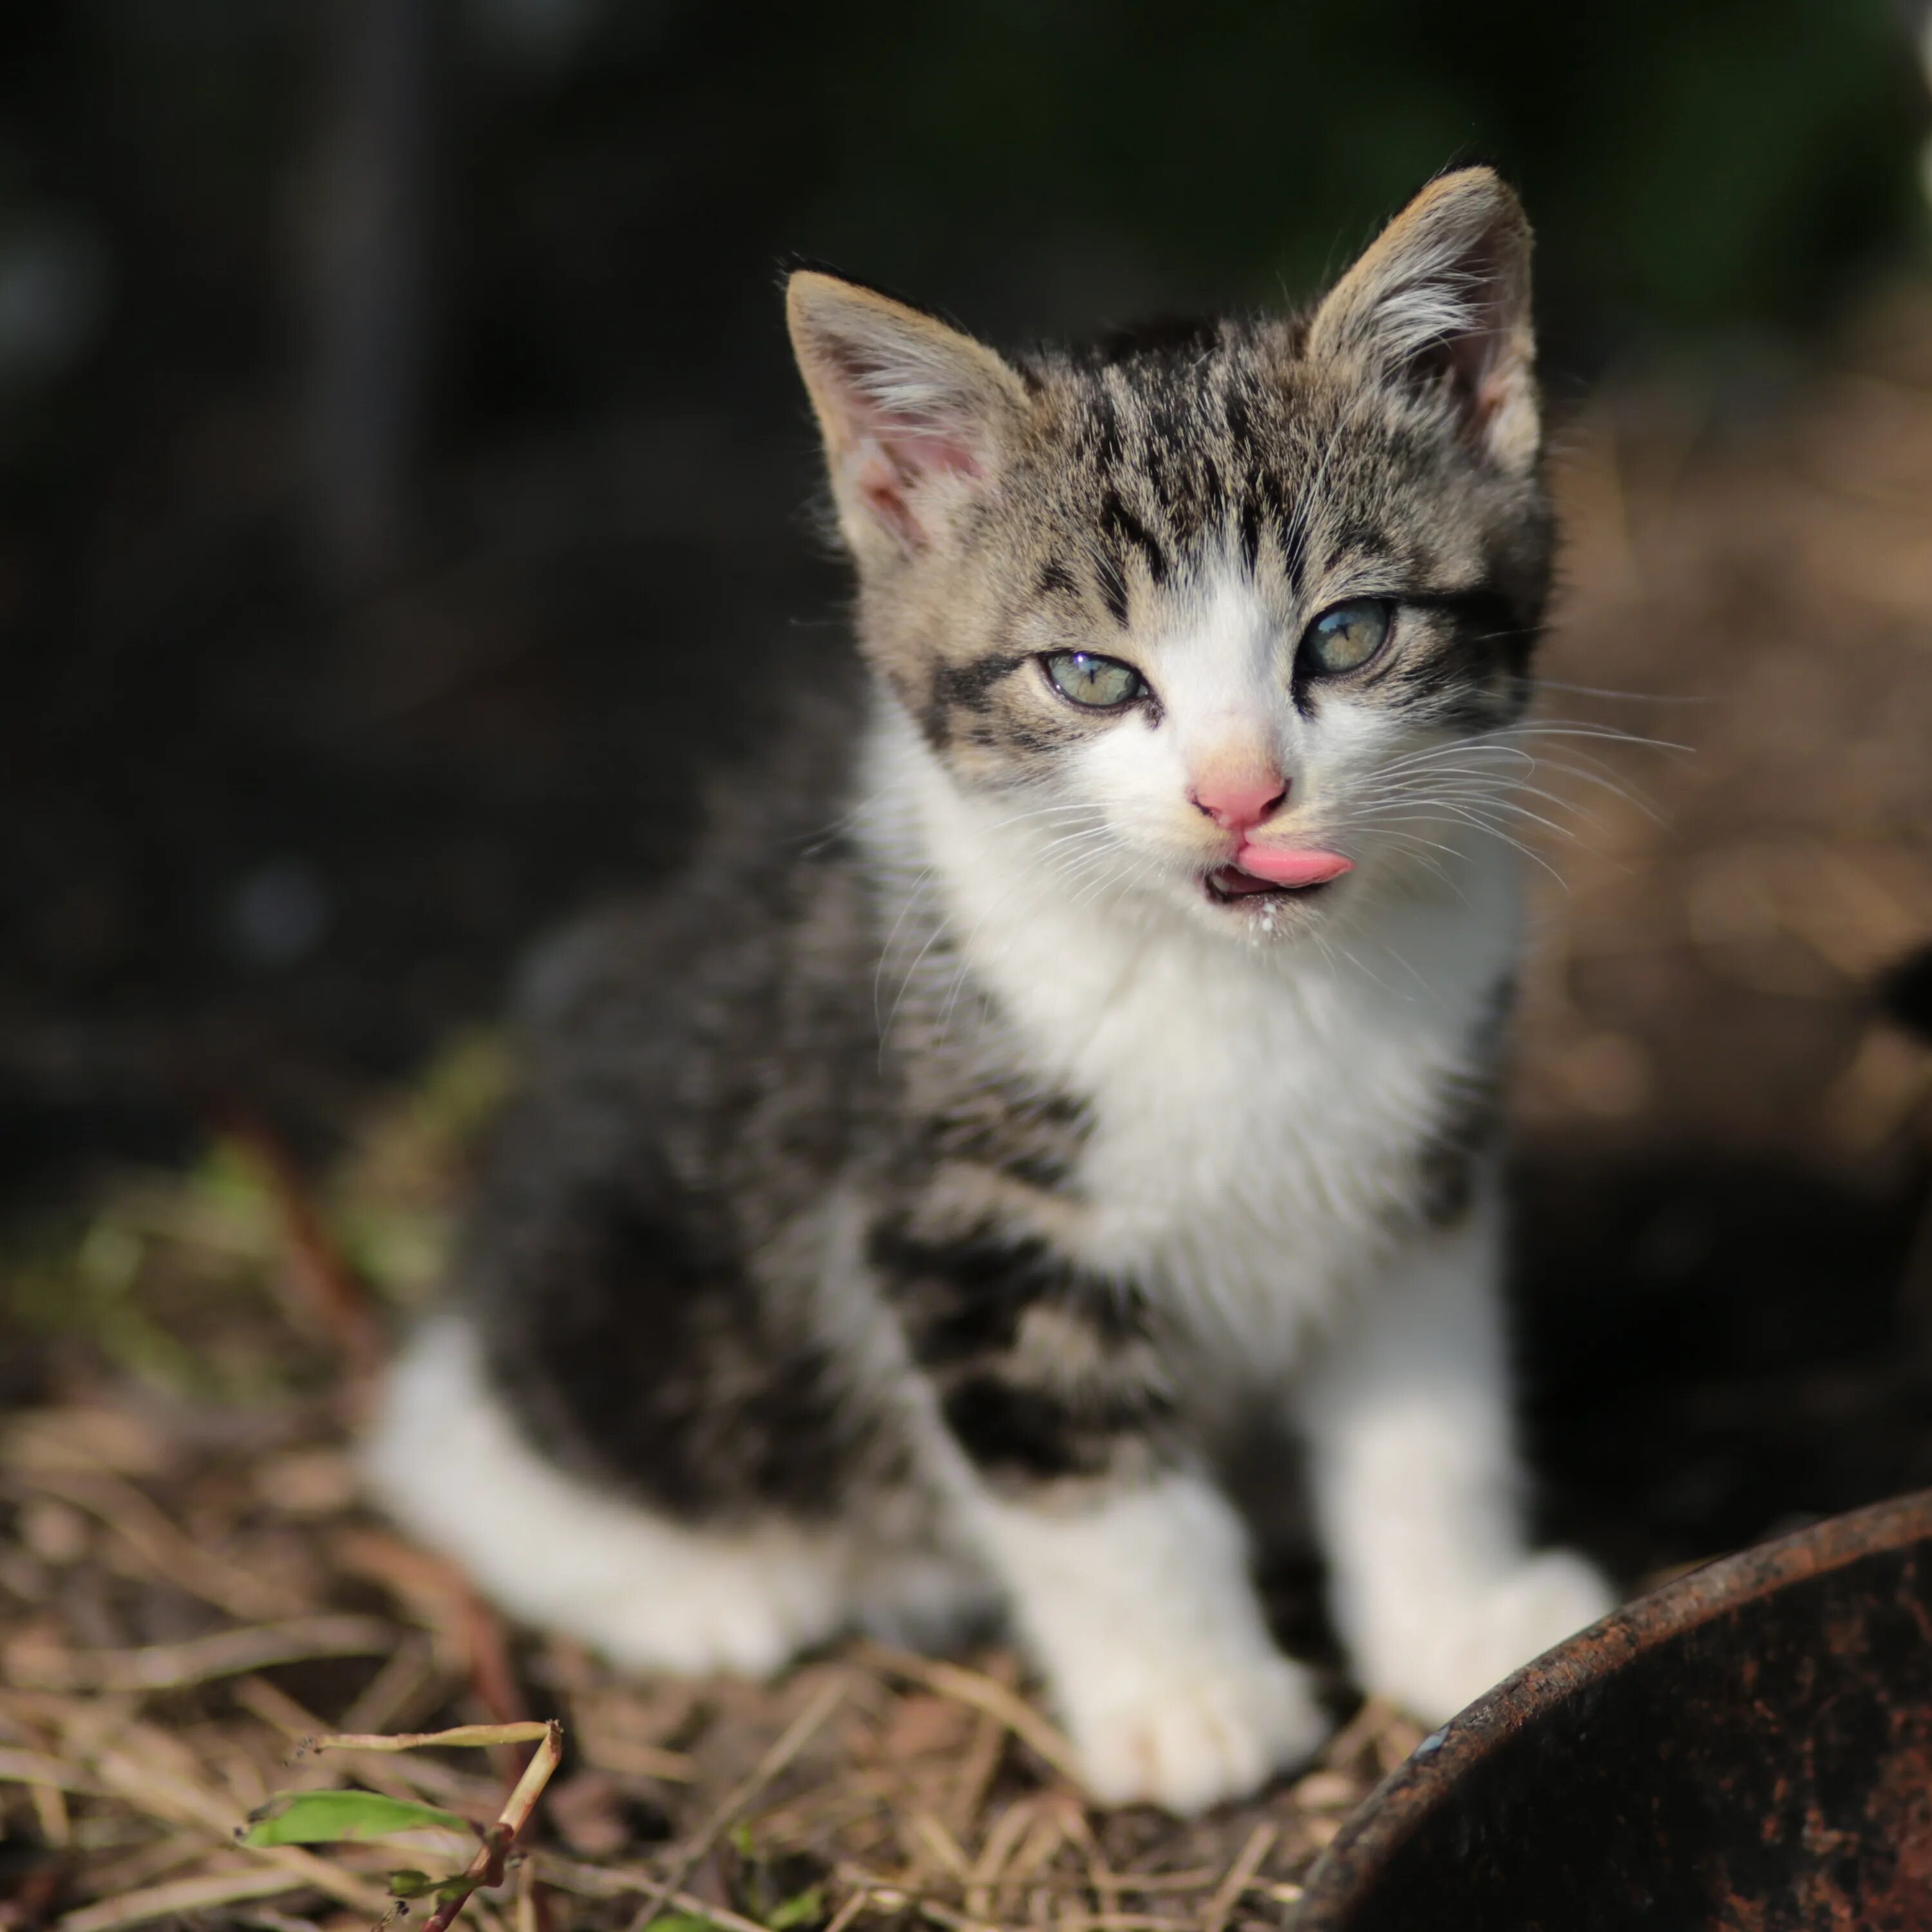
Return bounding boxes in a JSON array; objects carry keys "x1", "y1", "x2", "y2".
[
  {"x1": 768, "y1": 1886, "x2": 825, "y2": 1929},
  {"x1": 242, "y1": 1790, "x2": 469, "y2": 1846}
]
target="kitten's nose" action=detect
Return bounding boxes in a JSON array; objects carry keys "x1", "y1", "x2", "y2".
[{"x1": 1190, "y1": 770, "x2": 1290, "y2": 833}]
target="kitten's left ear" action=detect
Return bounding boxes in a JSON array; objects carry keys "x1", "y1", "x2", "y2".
[
  {"x1": 787, "y1": 270, "x2": 1030, "y2": 558},
  {"x1": 1307, "y1": 167, "x2": 1538, "y2": 475}
]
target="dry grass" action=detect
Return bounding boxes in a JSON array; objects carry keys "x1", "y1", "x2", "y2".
[
  {"x1": 0, "y1": 1368, "x2": 1411, "y2": 1930},
  {"x1": 8, "y1": 289, "x2": 1932, "y2": 1930}
]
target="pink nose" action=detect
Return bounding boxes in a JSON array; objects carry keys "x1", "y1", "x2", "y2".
[{"x1": 1190, "y1": 771, "x2": 1289, "y2": 834}]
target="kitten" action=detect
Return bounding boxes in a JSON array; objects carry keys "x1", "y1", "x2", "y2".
[{"x1": 366, "y1": 167, "x2": 1616, "y2": 1814}]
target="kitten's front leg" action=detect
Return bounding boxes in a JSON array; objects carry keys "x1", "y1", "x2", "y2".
[
  {"x1": 963, "y1": 1466, "x2": 1327, "y2": 1814},
  {"x1": 1299, "y1": 1181, "x2": 1615, "y2": 1725},
  {"x1": 880, "y1": 1224, "x2": 1323, "y2": 1811}
]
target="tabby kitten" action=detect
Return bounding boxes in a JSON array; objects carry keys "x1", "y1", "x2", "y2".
[{"x1": 367, "y1": 169, "x2": 1615, "y2": 1814}]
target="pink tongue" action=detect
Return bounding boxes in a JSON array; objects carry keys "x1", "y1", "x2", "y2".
[{"x1": 1231, "y1": 843, "x2": 1354, "y2": 888}]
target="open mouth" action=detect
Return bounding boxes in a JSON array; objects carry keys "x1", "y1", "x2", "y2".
[
  {"x1": 1204, "y1": 844, "x2": 1353, "y2": 908},
  {"x1": 1204, "y1": 864, "x2": 1334, "y2": 905}
]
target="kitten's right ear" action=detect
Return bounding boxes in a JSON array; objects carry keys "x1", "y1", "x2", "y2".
[
  {"x1": 786, "y1": 270, "x2": 1028, "y2": 556},
  {"x1": 1307, "y1": 167, "x2": 1539, "y2": 475}
]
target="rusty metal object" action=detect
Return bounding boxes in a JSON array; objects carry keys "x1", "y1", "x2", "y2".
[{"x1": 1293, "y1": 1491, "x2": 1932, "y2": 1931}]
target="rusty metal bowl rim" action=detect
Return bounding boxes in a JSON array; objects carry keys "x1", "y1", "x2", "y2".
[{"x1": 1289, "y1": 1486, "x2": 1932, "y2": 1928}]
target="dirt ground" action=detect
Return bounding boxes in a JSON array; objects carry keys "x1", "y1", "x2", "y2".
[{"x1": 4, "y1": 285, "x2": 1932, "y2": 1930}]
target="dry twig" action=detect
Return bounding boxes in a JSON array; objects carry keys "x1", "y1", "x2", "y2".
[
  {"x1": 417, "y1": 1718, "x2": 564, "y2": 1932},
  {"x1": 625, "y1": 1674, "x2": 848, "y2": 1932},
  {"x1": 54, "y1": 1864, "x2": 321, "y2": 1932},
  {"x1": 855, "y1": 1645, "x2": 1083, "y2": 1788},
  {"x1": 11, "y1": 1616, "x2": 398, "y2": 1693},
  {"x1": 1198, "y1": 1824, "x2": 1274, "y2": 1932}
]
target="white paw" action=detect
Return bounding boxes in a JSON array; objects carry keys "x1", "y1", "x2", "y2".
[
  {"x1": 1060, "y1": 1648, "x2": 1327, "y2": 1815},
  {"x1": 1364, "y1": 1548, "x2": 1616, "y2": 1726}
]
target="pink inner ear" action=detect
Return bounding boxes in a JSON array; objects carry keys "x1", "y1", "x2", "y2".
[
  {"x1": 1430, "y1": 234, "x2": 1520, "y2": 431},
  {"x1": 1470, "y1": 365, "x2": 1513, "y2": 435},
  {"x1": 849, "y1": 415, "x2": 984, "y2": 548}
]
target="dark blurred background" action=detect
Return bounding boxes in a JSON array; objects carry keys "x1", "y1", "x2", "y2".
[{"x1": 5, "y1": 1, "x2": 1932, "y2": 1574}]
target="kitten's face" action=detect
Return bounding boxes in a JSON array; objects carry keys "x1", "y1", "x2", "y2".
[{"x1": 791, "y1": 170, "x2": 1551, "y2": 940}]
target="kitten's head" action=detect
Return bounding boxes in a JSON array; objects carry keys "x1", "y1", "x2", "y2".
[{"x1": 788, "y1": 168, "x2": 1551, "y2": 939}]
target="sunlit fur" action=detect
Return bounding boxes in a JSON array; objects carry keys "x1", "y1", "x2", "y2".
[{"x1": 367, "y1": 170, "x2": 1616, "y2": 1816}]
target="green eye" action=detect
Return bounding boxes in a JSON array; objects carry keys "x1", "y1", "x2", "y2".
[
  {"x1": 1304, "y1": 598, "x2": 1393, "y2": 676},
  {"x1": 1042, "y1": 650, "x2": 1148, "y2": 710}
]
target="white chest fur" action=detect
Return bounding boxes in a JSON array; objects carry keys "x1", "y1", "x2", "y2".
[{"x1": 866, "y1": 714, "x2": 1521, "y2": 1362}]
